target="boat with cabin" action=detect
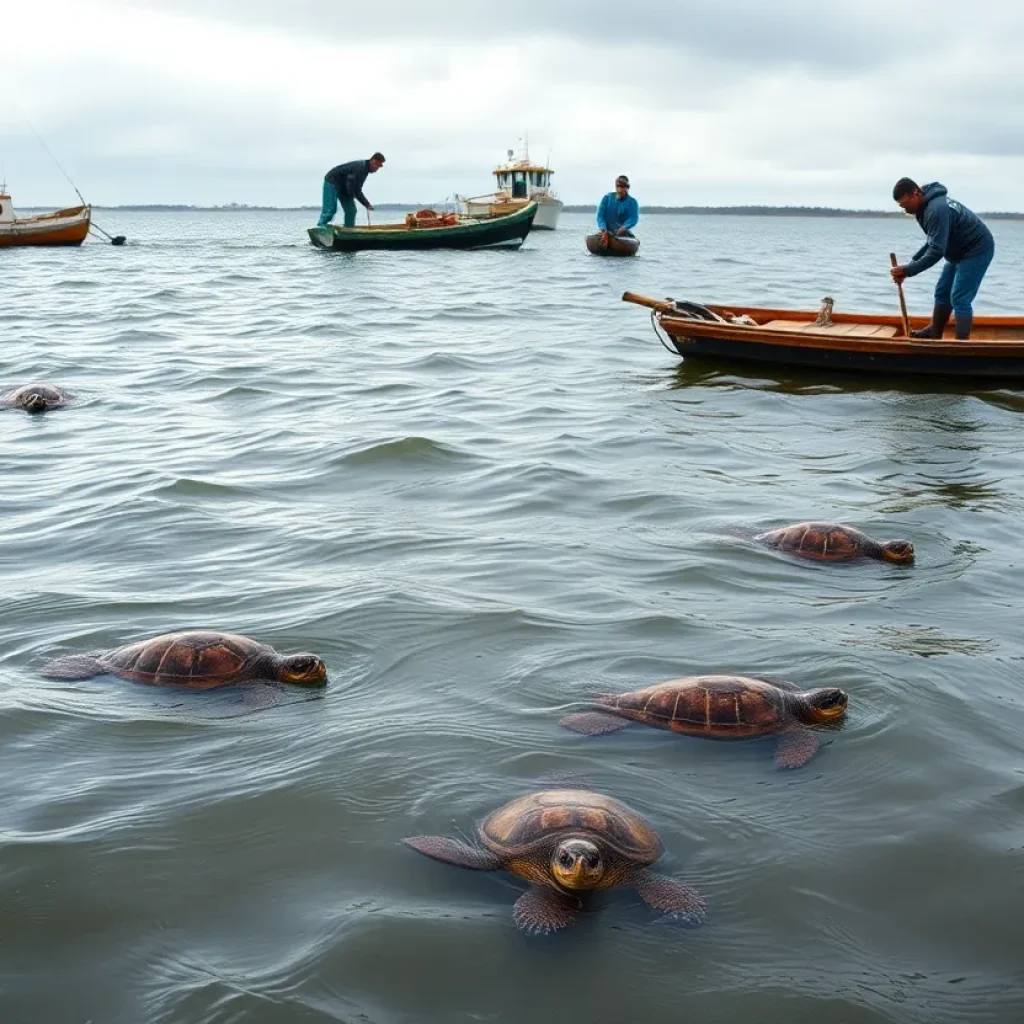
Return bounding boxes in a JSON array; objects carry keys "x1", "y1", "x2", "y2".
[
  {"x1": 458, "y1": 144, "x2": 562, "y2": 230},
  {"x1": 0, "y1": 183, "x2": 91, "y2": 247},
  {"x1": 623, "y1": 291, "x2": 1024, "y2": 380}
]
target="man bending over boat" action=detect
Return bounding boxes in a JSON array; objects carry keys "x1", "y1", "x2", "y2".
[
  {"x1": 318, "y1": 153, "x2": 386, "y2": 227},
  {"x1": 890, "y1": 179, "x2": 994, "y2": 340},
  {"x1": 596, "y1": 175, "x2": 639, "y2": 243}
]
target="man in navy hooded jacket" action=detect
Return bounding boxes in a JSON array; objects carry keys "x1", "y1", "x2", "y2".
[{"x1": 890, "y1": 179, "x2": 994, "y2": 340}]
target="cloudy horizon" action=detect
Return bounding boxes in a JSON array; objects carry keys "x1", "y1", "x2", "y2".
[{"x1": 3, "y1": 0, "x2": 1023, "y2": 211}]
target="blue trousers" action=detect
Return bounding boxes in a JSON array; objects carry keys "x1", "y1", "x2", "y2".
[
  {"x1": 933, "y1": 245, "x2": 995, "y2": 315},
  {"x1": 318, "y1": 182, "x2": 357, "y2": 227}
]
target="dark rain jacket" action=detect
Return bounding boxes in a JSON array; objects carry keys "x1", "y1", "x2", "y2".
[
  {"x1": 324, "y1": 160, "x2": 372, "y2": 208},
  {"x1": 905, "y1": 182, "x2": 994, "y2": 277}
]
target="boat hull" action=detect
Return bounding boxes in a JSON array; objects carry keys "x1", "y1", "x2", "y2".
[
  {"x1": 660, "y1": 306, "x2": 1024, "y2": 380},
  {"x1": 308, "y1": 203, "x2": 537, "y2": 252},
  {"x1": 586, "y1": 232, "x2": 639, "y2": 257},
  {"x1": 0, "y1": 205, "x2": 91, "y2": 248}
]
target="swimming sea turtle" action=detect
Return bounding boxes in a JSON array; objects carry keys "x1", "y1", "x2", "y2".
[
  {"x1": 755, "y1": 522, "x2": 914, "y2": 564},
  {"x1": 2, "y1": 383, "x2": 67, "y2": 413},
  {"x1": 561, "y1": 675, "x2": 848, "y2": 768},
  {"x1": 404, "y1": 787, "x2": 705, "y2": 935},
  {"x1": 41, "y1": 631, "x2": 327, "y2": 689}
]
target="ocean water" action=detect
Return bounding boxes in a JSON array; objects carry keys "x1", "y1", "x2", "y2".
[{"x1": 2, "y1": 210, "x2": 1023, "y2": 1024}]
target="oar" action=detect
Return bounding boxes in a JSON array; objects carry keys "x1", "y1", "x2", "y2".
[
  {"x1": 889, "y1": 252, "x2": 911, "y2": 337},
  {"x1": 90, "y1": 222, "x2": 126, "y2": 246}
]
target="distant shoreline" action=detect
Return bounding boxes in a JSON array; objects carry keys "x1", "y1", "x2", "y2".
[{"x1": 18, "y1": 203, "x2": 1024, "y2": 219}]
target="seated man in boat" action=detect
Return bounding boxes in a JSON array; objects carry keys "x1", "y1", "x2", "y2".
[
  {"x1": 890, "y1": 179, "x2": 994, "y2": 340},
  {"x1": 596, "y1": 175, "x2": 639, "y2": 242},
  {"x1": 318, "y1": 153, "x2": 386, "y2": 227}
]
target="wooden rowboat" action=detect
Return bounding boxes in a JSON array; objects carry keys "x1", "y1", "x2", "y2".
[
  {"x1": 0, "y1": 189, "x2": 90, "y2": 248},
  {"x1": 586, "y1": 231, "x2": 639, "y2": 257},
  {"x1": 308, "y1": 201, "x2": 537, "y2": 252},
  {"x1": 623, "y1": 291, "x2": 1024, "y2": 380}
]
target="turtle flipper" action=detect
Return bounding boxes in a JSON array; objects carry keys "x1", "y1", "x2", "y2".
[
  {"x1": 402, "y1": 836, "x2": 502, "y2": 870},
  {"x1": 512, "y1": 885, "x2": 581, "y2": 936},
  {"x1": 633, "y1": 869, "x2": 707, "y2": 924},
  {"x1": 40, "y1": 654, "x2": 106, "y2": 681},
  {"x1": 775, "y1": 727, "x2": 819, "y2": 769},
  {"x1": 560, "y1": 711, "x2": 630, "y2": 736}
]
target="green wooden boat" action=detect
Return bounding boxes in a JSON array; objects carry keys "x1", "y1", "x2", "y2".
[{"x1": 308, "y1": 202, "x2": 537, "y2": 252}]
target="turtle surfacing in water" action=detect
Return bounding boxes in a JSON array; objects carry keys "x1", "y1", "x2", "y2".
[
  {"x1": 41, "y1": 631, "x2": 327, "y2": 689},
  {"x1": 404, "y1": 788, "x2": 705, "y2": 935},
  {"x1": 2, "y1": 384, "x2": 68, "y2": 414},
  {"x1": 755, "y1": 521, "x2": 914, "y2": 564},
  {"x1": 561, "y1": 675, "x2": 848, "y2": 769}
]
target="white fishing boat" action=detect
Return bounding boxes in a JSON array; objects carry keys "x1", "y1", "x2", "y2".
[{"x1": 458, "y1": 143, "x2": 563, "y2": 230}]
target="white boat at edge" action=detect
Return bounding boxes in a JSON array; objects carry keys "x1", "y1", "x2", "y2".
[{"x1": 457, "y1": 144, "x2": 563, "y2": 231}]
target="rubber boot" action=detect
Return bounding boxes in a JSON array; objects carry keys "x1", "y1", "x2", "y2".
[
  {"x1": 911, "y1": 303, "x2": 952, "y2": 339},
  {"x1": 954, "y1": 310, "x2": 973, "y2": 340}
]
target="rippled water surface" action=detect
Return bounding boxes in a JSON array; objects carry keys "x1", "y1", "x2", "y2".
[{"x1": 3, "y1": 211, "x2": 1024, "y2": 1024}]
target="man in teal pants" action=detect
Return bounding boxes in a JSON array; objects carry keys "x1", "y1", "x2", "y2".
[{"x1": 318, "y1": 153, "x2": 386, "y2": 227}]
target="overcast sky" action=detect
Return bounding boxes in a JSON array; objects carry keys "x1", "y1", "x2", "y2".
[{"x1": 2, "y1": 0, "x2": 1022, "y2": 209}]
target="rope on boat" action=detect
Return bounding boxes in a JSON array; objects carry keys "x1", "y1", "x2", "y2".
[{"x1": 651, "y1": 309, "x2": 677, "y2": 354}]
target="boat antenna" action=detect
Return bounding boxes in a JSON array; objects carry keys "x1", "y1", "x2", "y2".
[
  {"x1": 16, "y1": 103, "x2": 87, "y2": 206},
  {"x1": 15, "y1": 99, "x2": 125, "y2": 244}
]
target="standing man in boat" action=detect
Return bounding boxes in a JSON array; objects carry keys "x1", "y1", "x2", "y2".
[
  {"x1": 318, "y1": 153, "x2": 386, "y2": 228},
  {"x1": 889, "y1": 179, "x2": 994, "y2": 340},
  {"x1": 596, "y1": 174, "x2": 639, "y2": 244}
]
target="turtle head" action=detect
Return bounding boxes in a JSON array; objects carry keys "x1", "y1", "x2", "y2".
[
  {"x1": 276, "y1": 653, "x2": 328, "y2": 687},
  {"x1": 550, "y1": 837, "x2": 605, "y2": 891},
  {"x1": 22, "y1": 393, "x2": 48, "y2": 413},
  {"x1": 880, "y1": 539, "x2": 914, "y2": 564},
  {"x1": 798, "y1": 687, "x2": 848, "y2": 725}
]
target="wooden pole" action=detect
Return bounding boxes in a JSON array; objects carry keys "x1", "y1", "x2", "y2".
[
  {"x1": 621, "y1": 291, "x2": 675, "y2": 313},
  {"x1": 890, "y1": 252, "x2": 911, "y2": 337}
]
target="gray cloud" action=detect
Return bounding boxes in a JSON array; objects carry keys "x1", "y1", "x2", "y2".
[{"x1": 3, "y1": 0, "x2": 1023, "y2": 209}]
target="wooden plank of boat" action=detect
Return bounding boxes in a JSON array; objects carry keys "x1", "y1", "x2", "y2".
[
  {"x1": 585, "y1": 232, "x2": 639, "y2": 257},
  {"x1": 0, "y1": 204, "x2": 91, "y2": 248},
  {"x1": 308, "y1": 201, "x2": 537, "y2": 252},
  {"x1": 622, "y1": 291, "x2": 1024, "y2": 379}
]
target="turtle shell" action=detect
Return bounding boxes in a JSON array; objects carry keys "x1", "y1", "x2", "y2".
[
  {"x1": 757, "y1": 522, "x2": 868, "y2": 561},
  {"x1": 479, "y1": 789, "x2": 662, "y2": 863},
  {"x1": 600, "y1": 675, "x2": 791, "y2": 738},
  {"x1": 99, "y1": 631, "x2": 273, "y2": 688}
]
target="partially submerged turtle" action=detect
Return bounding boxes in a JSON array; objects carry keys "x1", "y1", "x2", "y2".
[
  {"x1": 755, "y1": 522, "x2": 914, "y2": 564},
  {"x1": 561, "y1": 675, "x2": 848, "y2": 768},
  {"x1": 404, "y1": 788, "x2": 705, "y2": 935},
  {"x1": 41, "y1": 631, "x2": 327, "y2": 689},
  {"x1": 2, "y1": 383, "x2": 67, "y2": 414}
]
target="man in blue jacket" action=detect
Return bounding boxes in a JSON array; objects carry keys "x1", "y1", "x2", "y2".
[
  {"x1": 596, "y1": 174, "x2": 639, "y2": 241},
  {"x1": 318, "y1": 152, "x2": 385, "y2": 227},
  {"x1": 890, "y1": 179, "x2": 994, "y2": 340}
]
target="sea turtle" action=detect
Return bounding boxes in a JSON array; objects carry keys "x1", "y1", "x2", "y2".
[
  {"x1": 404, "y1": 788, "x2": 705, "y2": 935},
  {"x1": 2, "y1": 383, "x2": 67, "y2": 414},
  {"x1": 560, "y1": 675, "x2": 848, "y2": 769},
  {"x1": 755, "y1": 522, "x2": 914, "y2": 564},
  {"x1": 41, "y1": 631, "x2": 327, "y2": 689}
]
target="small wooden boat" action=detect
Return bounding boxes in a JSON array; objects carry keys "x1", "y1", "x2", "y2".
[
  {"x1": 0, "y1": 187, "x2": 90, "y2": 248},
  {"x1": 586, "y1": 231, "x2": 639, "y2": 257},
  {"x1": 623, "y1": 291, "x2": 1024, "y2": 380},
  {"x1": 308, "y1": 202, "x2": 537, "y2": 252}
]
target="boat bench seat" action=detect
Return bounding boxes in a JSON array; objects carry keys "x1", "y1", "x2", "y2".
[{"x1": 762, "y1": 320, "x2": 898, "y2": 338}]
